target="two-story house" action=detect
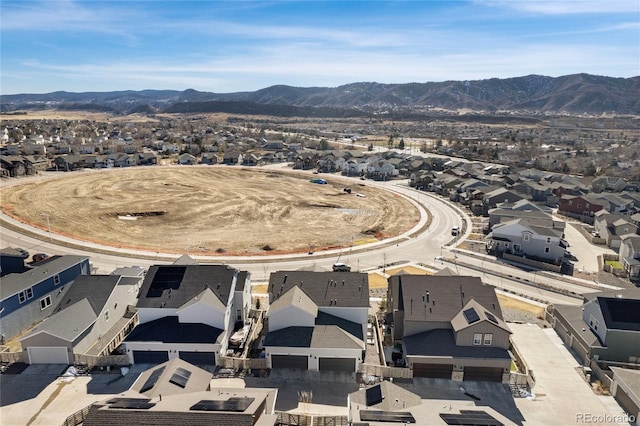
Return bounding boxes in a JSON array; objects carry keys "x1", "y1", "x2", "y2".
[
  {"x1": 487, "y1": 218, "x2": 567, "y2": 266},
  {"x1": 19, "y1": 274, "x2": 141, "y2": 364},
  {"x1": 551, "y1": 289, "x2": 640, "y2": 365},
  {"x1": 619, "y1": 235, "x2": 640, "y2": 280},
  {"x1": 0, "y1": 255, "x2": 90, "y2": 343},
  {"x1": 262, "y1": 271, "x2": 369, "y2": 373},
  {"x1": 594, "y1": 211, "x2": 639, "y2": 251},
  {"x1": 386, "y1": 275, "x2": 512, "y2": 382},
  {"x1": 123, "y1": 260, "x2": 250, "y2": 367}
]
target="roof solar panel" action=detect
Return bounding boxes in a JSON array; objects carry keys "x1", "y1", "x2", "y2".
[
  {"x1": 108, "y1": 398, "x2": 155, "y2": 410},
  {"x1": 463, "y1": 308, "x2": 480, "y2": 324},
  {"x1": 190, "y1": 397, "x2": 255, "y2": 412},
  {"x1": 169, "y1": 367, "x2": 192, "y2": 388},
  {"x1": 365, "y1": 384, "x2": 383, "y2": 406},
  {"x1": 440, "y1": 410, "x2": 504, "y2": 426},
  {"x1": 485, "y1": 311, "x2": 498, "y2": 324},
  {"x1": 139, "y1": 366, "x2": 165, "y2": 393},
  {"x1": 360, "y1": 410, "x2": 415, "y2": 423}
]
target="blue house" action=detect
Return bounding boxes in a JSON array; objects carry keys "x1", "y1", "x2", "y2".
[{"x1": 0, "y1": 255, "x2": 90, "y2": 343}]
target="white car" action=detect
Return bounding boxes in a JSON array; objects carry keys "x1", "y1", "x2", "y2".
[{"x1": 451, "y1": 226, "x2": 460, "y2": 236}]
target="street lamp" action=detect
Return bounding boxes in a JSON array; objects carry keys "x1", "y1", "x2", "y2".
[{"x1": 41, "y1": 212, "x2": 51, "y2": 241}]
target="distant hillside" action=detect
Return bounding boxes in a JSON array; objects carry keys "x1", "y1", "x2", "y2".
[{"x1": 2, "y1": 74, "x2": 638, "y2": 116}]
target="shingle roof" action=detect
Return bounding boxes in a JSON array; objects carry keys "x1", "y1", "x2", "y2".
[
  {"x1": 349, "y1": 381, "x2": 422, "y2": 411},
  {"x1": 263, "y1": 324, "x2": 363, "y2": 349},
  {"x1": 268, "y1": 286, "x2": 318, "y2": 317},
  {"x1": 389, "y1": 275, "x2": 503, "y2": 323},
  {"x1": 1, "y1": 255, "x2": 88, "y2": 298},
  {"x1": 450, "y1": 300, "x2": 511, "y2": 333},
  {"x1": 268, "y1": 271, "x2": 369, "y2": 308},
  {"x1": 137, "y1": 265, "x2": 238, "y2": 309},
  {"x1": 125, "y1": 316, "x2": 223, "y2": 344},
  {"x1": 404, "y1": 329, "x2": 510, "y2": 359}
]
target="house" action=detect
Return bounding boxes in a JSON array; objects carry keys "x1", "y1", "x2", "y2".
[
  {"x1": 82, "y1": 359, "x2": 278, "y2": 425},
  {"x1": 200, "y1": 152, "x2": 218, "y2": 165},
  {"x1": 511, "y1": 181, "x2": 553, "y2": 202},
  {"x1": 594, "y1": 211, "x2": 639, "y2": 251},
  {"x1": 482, "y1": 188, "x2": 524, "y2": 215},
  {"x1": 0, "y1": 255, "x2": 91, "y2": 343},
  {"x1": 19, "y1": 274, "x2": 141, "y2": 364},
  {"x1": 386, "y1": 275, "x2": 512, "y2": 382},
  {"x1": 242, "y1": 152, "x2": 261, "y2": 166},
  {"x1": 222, "y1": 151, "x2": 243, "y2": 165},
  {"x1": 619, "y1": 235, "x2": 640, "y2": 280},
  {"x1": 588, "y1": 193, "x2": 636, "y2": 214},
  {"x1": 558, "y1": 195, "x2": 604, "y2": 223},
  {"x1": 53, "y1": 154, "x2": 86, "y2": 171},
  {"x1": 366, "y1": 160, "x2": 398, "y2": 180},
  {"x1": 0, "y1": 248, "x2": 29, "y2": 275},
  {"x1": 178, "y1": 153, "x2": 197, "y2": 165},
  {"x1": 22, "y1": 155, "x2": 49, "y2": 173},
  {"x1": 487, "y1": 206, "x2": 558, "y2": 232},
  {"x1": 262, "y1": 270, "x2": 369, "y2": 373},
  {"x1": 609, "y1": 367, "x2": 640, "y2": 425},
  {"x1": 0, "y1": 155, "x2": 28, "y2": 176},
  {"x1": 137, "y1": 152, "x2": 157, "y2": 166},
  {"x1": 123, "y1": 260, "x2": 250, "y2": 366},
  {"x1": 550, "y1": 289, "x2": 640, "y2": 365},
  {"x1": 487, "y1": 218, "x2": 567, "y2": 266},
  {"x1": 591, "y1": 176, "x2": 627, "y2": 193}
]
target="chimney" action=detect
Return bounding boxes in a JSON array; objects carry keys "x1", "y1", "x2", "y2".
[{"x1": 283, "y1": 274, "x2": 288, "y2": 284}]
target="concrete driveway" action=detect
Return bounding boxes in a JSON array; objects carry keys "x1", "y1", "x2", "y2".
[
  {"x1": 562, "y1": 221, "x2": 616, "y2": 274},
  {"x1": 510, "y1": 323, "x2": 628, "y2": 425}
]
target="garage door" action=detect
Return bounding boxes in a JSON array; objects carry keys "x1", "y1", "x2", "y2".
[
  {"x1": 271, "y1": 355, "x2": 308, "y2": 370},
  {"x1": 413, "y1": 363, "x2": 453, "y2": 378},
  {"x1": 319, "y1": 357, "x2": 356, "y2": 372},
  {"x1": 133, "y1": 350, "x2": 169, "y2": 365},
  {"x1": 179, "y1": 351, "x2": 216, "y2": 366},
  {"x1": 27, "y1": 347, "x2": 70, "y2": 364},
  {"x1": 463, "y1": 366, "x2": 504, "y2": 382}
]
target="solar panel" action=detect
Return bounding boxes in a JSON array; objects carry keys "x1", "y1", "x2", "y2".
[
  {"x1": 169, "y1": 367, "x2": 192, "y2": 388},
  {"x1": 440, "y1": 410, "x2": 504, "y2": 426},
  {"x1": 463, "y1": 308, "x2": 480, "y2": 324},
  {"x1": 139, "y1": 366, "x2": 165, "y2": 393},
  {"x1": 360, "y1": 410, "x2": 415, "y2": 423},
  {"x1": 365, "y1": 384, "x2": 383, "y2": 406},
  {"x1": 108, "y1": 398, "x2": 156, "y2": 410},
  {"x1": 190, "y1": 397, "x2": 255, "y2": 412},
  {"x1": 485, "y1": 311, "x2": 498, "y2": 324}
]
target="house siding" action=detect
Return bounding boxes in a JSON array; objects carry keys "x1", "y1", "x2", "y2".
[
  {"x1": 455, "y1": 322, "x2": 510, "y2": 349},
  {"x1": 269, "y1": 305, "x2": 316, "y2": 332}
]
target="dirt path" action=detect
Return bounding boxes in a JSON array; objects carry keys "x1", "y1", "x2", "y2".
[{"x1": 1, "y1": 166, "x2": 419, "y2": 255}]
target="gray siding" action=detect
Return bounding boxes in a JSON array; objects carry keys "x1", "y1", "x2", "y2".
[{"x1": 455, "y1": 322, "x2": 510, "y2": 349}]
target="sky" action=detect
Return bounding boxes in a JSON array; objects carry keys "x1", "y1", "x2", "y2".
[{"x1": 1, "y1": 0, "x2": 639, "y2": 95}]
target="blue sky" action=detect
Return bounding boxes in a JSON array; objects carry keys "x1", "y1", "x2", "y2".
[{"x1": 1, "y1": 0, "x2": 638, "y2": 94}]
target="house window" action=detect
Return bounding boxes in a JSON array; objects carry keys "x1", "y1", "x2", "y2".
[
  {"x1": 589, "y1": 315, "x2": 599, "y2": 331},
  {"x1": 483, "y1": 334, "x2": 493, "y2": 346},
  {"x1": 523, "y1": 234, "x2": 530, "y2": 242},
  {"x1": 54, "y1": 274, "x2": 60, "y2": 285},
  {"x1": 236, "y1": 309, "x2": 242, "y2": 321},
  {"x1": 577, "y1": 204, "x2": 581, "y2": 209},
  {"x1": 19, "y1": 288, "x2": 34, "y2": 304},
  {"x1": 545, "y1": 247, "x2": 550, "y2": 253},
  {"x1": 546, "y1": 237, "x2": 551, "y2": 243},
  {"x1": 104, "y1": 310, "x2": 110, "y2": 322},
  {"x1": 569, "y1": 200, "x2": 573, "y2": 206},
  {"x1": 40, "y1": 296, "x2": 52, "y2": 310},
  {"x1": 586, "y1": 203, "x2": 589, "y2": 208},
  {"x1": 473, "y1": 333, "x2": 482, "y2": 345}
]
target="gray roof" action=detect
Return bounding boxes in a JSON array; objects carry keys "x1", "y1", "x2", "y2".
[
  {"x1": 621, "y1": 234, "x2": 640, "y2": 251},
  {"x1": 137, "y1": 264, "x2": 238, "y2": 309},
  {"x1": 1, "y1": 255, "x2": 89, "y2": 299},
  {"x1": 388, "y1": 275, "x2": 503, "y2": 323},
  {"x1": 349, "y1": 381, "x2": 422, "y2": 411},
  {"x1": 125, "y1": 316, "x2": 224, "y2": 344},
  {"x1": 268, "y1": 285, "x2": 318, "y2": 317},
  {"x1": 450, "y1": 299, "x2": 511, "y2": 334},
  {"x1": 21, "y1": 275, "x2": 136, "y2": 343},
  {"x1": 610, "y1": 367, "x2": 640, "y2": 400},
  {"x1": 268, "y1": 271, "x2": 369, "y2": 308},
  {"x1": 404, "y1": 329, "x2": 511, "y2": 359},
  {"x1": 552, "y1": 304, "x2": 602, "y2": 348},
  {"x1": 131, "y1": 358, "x2": 212, "y2": 398},
  {"x1": 263, "y1": 324, "x2": 363, "y2": 349}
]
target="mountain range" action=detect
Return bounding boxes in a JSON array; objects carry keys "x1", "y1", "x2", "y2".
[{"x1": 1, "y1": 73, "x2": 639, "y2": 117}]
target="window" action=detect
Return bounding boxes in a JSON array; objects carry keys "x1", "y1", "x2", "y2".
[
  {"x1": 19, "y1": 288, "x2": 34, "y2": 304},
  {"x1": 546, "y1": 237, "x2": 551, "y2": 243},
  {"x1": 523, "y1": 234, "x2": 530, "y2": 242},
  {"x1": 236, "y1": 309, "x2": 242, "y2": 321},
  {"x1": 545, "y1": 247, "x2": 550, "y2": 253},
  {"x1": 483, "y1": 334, "x2": 493, "y2": 345},
  {"x1": 577, "y1": 204, "x2": 582, "y2": 209},
  {"x1": 54, "y1": 274, "x2": 60, "y2": 285},
  {"x1": 104, "y1": 310, "x2": 110, "y2": 322},
  {"x1": 473, "y1": 333, "x2": 482, "y2": 345},
  {"x1": 569, "y1": 200, "x2": 573, "y2": 206},
  {"x1": 40, "y1": 296, "x2": 52, "y2": 310},
  {"x1": 586, "y1": 203, "x2": 589, "y2": 208}
]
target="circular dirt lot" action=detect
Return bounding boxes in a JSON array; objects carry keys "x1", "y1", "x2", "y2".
[{"x1": 1, "y1": 167, "x2": 420, "y2": 255}]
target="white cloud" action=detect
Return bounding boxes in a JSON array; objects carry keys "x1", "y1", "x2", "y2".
[{"x1": 476, "y1": 0, "x2": 639, "y2": 15}]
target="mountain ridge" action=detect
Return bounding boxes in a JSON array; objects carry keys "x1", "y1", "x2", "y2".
[{"x1": 2, "y1": 73, "x2": 639, "y2": 116}]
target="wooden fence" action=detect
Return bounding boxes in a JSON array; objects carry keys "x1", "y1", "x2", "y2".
[
  {"x1": 358, "y1": 363, "x2": 412, "y2": 379},
  {"x1": 74, "y1": 353, "x2": 129, "y2": 368},
  {"x1": 0, "y1": 347, "x2": 26, "y2": 364},
  {"x1": 61, "y1": 404, "x2": 92, "y2": 426},
  {"x1": 275, "y1": 412, "x2": 348, "y2": 426},
  {"x1": 218, "y1": 355, "x2": 269, "y2": 370}
]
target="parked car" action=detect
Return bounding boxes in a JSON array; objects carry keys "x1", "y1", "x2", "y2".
[
  {"x1": 451, "y1": 226, "x2": 460, "y2": 236},
  {"x1": 332, "y1": 263, "x2": 351, "y2": 272},
  {"x1": 32, "y1": 253, "x2": 49, "y2": 263}
]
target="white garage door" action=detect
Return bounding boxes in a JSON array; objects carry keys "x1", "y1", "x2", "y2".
[{"x1": 27, "y1": 347, "x2": 70, "y2": 364}]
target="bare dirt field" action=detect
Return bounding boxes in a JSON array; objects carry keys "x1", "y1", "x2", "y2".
[{"x1": 1, "y1": 166, "x2": 419, "y2": 255}]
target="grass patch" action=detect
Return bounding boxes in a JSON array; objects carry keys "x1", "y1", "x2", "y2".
[{"x1": 604, "y1": 259, "x2": 623, "y2": 269}]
